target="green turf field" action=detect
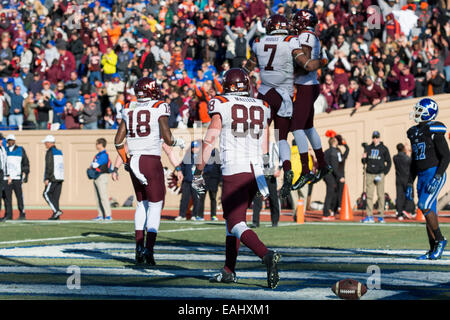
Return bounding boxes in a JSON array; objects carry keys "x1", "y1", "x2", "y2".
[{"x1": 0, "y1": 220, "x2": 449, "y2": 300}]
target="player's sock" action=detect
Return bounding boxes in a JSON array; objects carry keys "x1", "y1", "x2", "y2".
[
  {"x1": 300, "y1": 153, "x2": 310, "y2": 174},
  {"x1": 314, "y1": 148, "x2": 326, "y2": 168},
  {"x1": 426, "y1": 227, "x2": 436, "y2": 251},
  {"x1": 224, "y1": 235, "x2": 240, "y2": 273},
  {"x1": 278, "y1": 139, "x2": 291, "y2": 171},
  {"x1": 135, "y1": 230, "x2": 144, "y2": 247},
  {"x1": 145, "y1": 231, "x2": 157, "y2": 252},
  {"x1": 240, "y1": 229, "x2": 269, "y2": 259},
  {"x1": 432, "y1": 228, "x2": 444, "y2": 242}
]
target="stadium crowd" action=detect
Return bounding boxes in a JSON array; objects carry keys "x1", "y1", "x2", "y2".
[{"x1": 0, "y1": 0, "x2": 449, "y2": 130}]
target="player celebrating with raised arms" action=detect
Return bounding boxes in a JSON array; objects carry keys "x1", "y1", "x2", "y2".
[
  {"x1": 407, "y1": 98, "x2": 449, "y2": 260},
  {"x1": 192, "y1": 68, "x2": 281, "y2": 289},
  {"x1": 114, "y1": 77, "x2": 185, "y2": 266},
  {"x1": 290, "y1": 9, "x2": 331, "y2": 190},
  {"x1": 244, "y1": 14, "x2": 327, "y2": 197}
]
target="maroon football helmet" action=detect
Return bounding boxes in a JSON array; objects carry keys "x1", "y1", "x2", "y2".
[
  {"x1": 223, "y1": 68, "x2": 250, "y2": 96},
  {"x1": 134, "y1": 77, "x2": 161, "y2": 100},
  {"x1": 291, "y1": 9, "x2": 318, "y2": 35},
  {"x1": 265, "y1": 14, "x2": 289, "y2": 35}
]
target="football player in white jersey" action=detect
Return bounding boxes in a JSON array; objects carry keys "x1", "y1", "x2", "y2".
[
  {"x1": 244, "y1": 14, "x2": 327, "y2": 197},
  {"x1": 114, "y1": 77, "x2": 185, "y2": 266},
  {"x1": 192, "y1": 68, "x2": 281, "y2": 289},
  {"x1": 290, "y1": 9, "x2": 331, "y2": 190}
]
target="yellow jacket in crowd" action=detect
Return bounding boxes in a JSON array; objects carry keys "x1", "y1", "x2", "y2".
[{"x1": 291, "y1": 145, "x2": 313, "y2": 185}]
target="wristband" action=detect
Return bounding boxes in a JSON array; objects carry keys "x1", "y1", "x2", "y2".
[
  {"x1": 304, "y1": 59, "x2": 312, "y2": 69},
  {"x1": 175, "y1": 166, "x2": 181, "y2": 172}
]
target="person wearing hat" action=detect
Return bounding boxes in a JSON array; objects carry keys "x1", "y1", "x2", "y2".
[
  {"x1": 1, "y1": 134, "x2": 30, "y2": 221},
  {"x1": 361, "y1": 131, "x2": 392, "y2": 223},
  {"x1": 42, "y1": 135, "x2": 64, "y2": 220}
]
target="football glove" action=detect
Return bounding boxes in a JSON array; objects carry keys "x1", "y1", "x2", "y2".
[
  {"x1": 426, "y1": 174, "x2": 442, "y2": 194},
  {"x1": 172, "y1": 138, "x2": 185, "y2": 149},
  {"x1": 124, "y1": 159, "x2": 131, "y2": 172},
  {"x1": 192, "y1": 174, "x2": 206, "y2": 196},
  {"x1": 405, "y1": 184, "x2": 413, "y2": 201}
]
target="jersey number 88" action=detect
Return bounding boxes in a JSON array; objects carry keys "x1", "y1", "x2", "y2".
[{"x1": 231, "y1": 104, "x2": 265, "y2": 139}]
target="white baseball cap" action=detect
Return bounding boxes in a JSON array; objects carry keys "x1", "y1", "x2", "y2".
[
  {"x1": 41, "y1": 135, "x2": 56, "y2": 143},
  {"x1": 6, "y1": 134, "x2": 16, "y2": 141}
]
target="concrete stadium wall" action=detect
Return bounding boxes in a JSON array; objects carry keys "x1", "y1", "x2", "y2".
[{"x1": 6, "y1": 93, "x2": 450, "y2": 210}]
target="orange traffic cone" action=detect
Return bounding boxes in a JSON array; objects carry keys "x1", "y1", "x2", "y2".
[
  {"x1": 296, "y1": 199, "x2": 305, "y2": 224},
  {"x1": 416, "y1": 209, "x2": 425, "y2": 221},
  {"x1": 340, "y1": 183, "x2": 354, "y2": 221}
]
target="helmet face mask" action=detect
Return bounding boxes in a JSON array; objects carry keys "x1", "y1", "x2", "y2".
[{"x1": 410, "y1": 98, "x2": 438, "y2": 123}]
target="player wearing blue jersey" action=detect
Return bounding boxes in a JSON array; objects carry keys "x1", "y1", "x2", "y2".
[{"x1": 407, "y1": 98, "x2": 450, "y2": 260}]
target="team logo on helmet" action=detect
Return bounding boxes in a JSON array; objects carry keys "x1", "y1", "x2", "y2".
[
  {"x1": 266, "y1": 14, "x2": 289, "y2": 35},
  {"x1": 223, "y1": 68, "x2": 250, "y2": 96},
  {"x1": 134, "y1": 77, "x2": 161, "y2": 100},
  {"x1": 292, "y1": 9, "x2": 318, "y2": 34},
  {"x1": 410, "y1": 98, "x2": 439, "y2": 123}
]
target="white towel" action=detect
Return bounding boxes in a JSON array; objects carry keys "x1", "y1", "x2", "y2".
[
  {"x1": 275, "y1": 87, "x2": 294, "y2": 118},
  {"x1": 130, "y1": 155, "x2": 148, "y2": 186},
  {"x1": 251, "y1": 162, "x2": 269, "y2": 199}
]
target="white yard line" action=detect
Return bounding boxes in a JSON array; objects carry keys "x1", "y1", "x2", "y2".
[
  {"x1": 0, "y1": 266, "x2": 448, "y2": 287},
  {"x1": 0, "y1": 283, "x2": 404, "y2": 300},
  {"x1": 0, "y1": 226, "x2": 222, "y2": 245}
]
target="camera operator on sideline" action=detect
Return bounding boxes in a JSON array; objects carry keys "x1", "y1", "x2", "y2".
[{"x1": 361, "y1": 131, "x2": 392, "y2": 223}]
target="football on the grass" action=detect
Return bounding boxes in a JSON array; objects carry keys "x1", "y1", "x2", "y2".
[{"x1": 332, "y1": 279, "x2": 367, "y2": 300}]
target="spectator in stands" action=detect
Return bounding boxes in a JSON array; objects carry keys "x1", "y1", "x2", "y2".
[
  {"x1": 425, "y1": 66, "x2": 446, "y2": 96},
  {"x1": 64, "y1": 71, "x2": 81, "y2": 105},
  {"x1": 62, "y1": 101, "x2": 80, "y2": 130},
  {"x1": 80, "y1": 96, "x2": 101, "y2": 130},
  {"x1": 355, "y1": 76, "x2": 387, "y2": 110},
  {"x1": 336, "y1": 84, "x2": 355, "y2": 109},
  {"x1": 35, "y1": 92, "x2": 52, "y2": 129},
  {"x1": 5, "y1": 85, "x2": 24, "y2": 130},
  {"x1": 321, "y1": 74, "x2": 337, "y2": 112},
  {"x1": 398, "y1": 65, "x2": 415, "y2": 100},
  {"x1": 101, "y1": 46, "x2": 118, "y2": 82},
  {"x1": 51, "y1": 91, "x2": 66, "y2": 127}
]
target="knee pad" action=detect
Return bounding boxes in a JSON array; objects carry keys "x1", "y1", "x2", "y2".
[
  {"x1": 230, "y1": 221, "x2": 250, "y2": 239},
  {"x1": 134, "y1": 201, "x2": 147, "y2": 231},
  {"x1": 146, "y1": 200, "x2": 163, "y2": 233}
]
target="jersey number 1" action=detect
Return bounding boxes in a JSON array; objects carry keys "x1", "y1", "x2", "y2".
[{"x1": 128, "y1": 110, "x2": 151, "y2": 138}]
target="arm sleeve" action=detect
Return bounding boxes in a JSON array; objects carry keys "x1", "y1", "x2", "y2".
[
  {"x1": 44, "y1": 150, "x2": 54, "y2": 181},
  {"x1": 21, "y1": 148, "x2": 30, "y2": 175},
  {"x1": 433, "y1": 133, "x2": 450, "y2": 177},
  {"x1": 383, "y1": 146, "x2": 392, "y2": 175},
  {"x1": 342, "y1": 144, "x2": 350, "y2": 161}
]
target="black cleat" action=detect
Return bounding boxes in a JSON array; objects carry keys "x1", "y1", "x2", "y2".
[
  {"x1": 280, "y1": 170, "x2": 294, "y2": 198},
  {"x1": 209, "y1": 268, "x2": 237, "y2": 283},
  {"x1": 0, "y1": 216, "x2": 12, "y2": 222},
  {"x1": 292, "y1": 172, "x2": 315, "y2": 190},
  {"x1": 48, "y1": 211, "x2": 62, "y2": 220},
  {"x1": 18, "y1": 214, "x2": 26, "y2": 221},
  {"x1": 135, "y1": 245, "x2": 145, "y2": 264},
  {"x1": 144, "y1": 248, "x2": 156, "y2": 266},
  {"x1": 312, "y1": 165, "x2": 332, "y2": 184},
  {"x1": 263, "y1": 250, "x2": 281, "y2": 289}
]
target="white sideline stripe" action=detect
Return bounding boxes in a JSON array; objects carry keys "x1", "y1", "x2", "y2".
[
  {"x1": 0, "y1": 266, "x2": 449, "y2": 287},
  {"x1": 0, "y1": 242, "x2": 449, "y2": 259},
  {"x1": 0, "y1": 283, "x2": 403, "y2": 300},
  {"x1": 0, "y1": 227, "x2": 222, "y2": 245}
]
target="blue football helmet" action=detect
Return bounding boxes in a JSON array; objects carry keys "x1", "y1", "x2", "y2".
[{"x1": 410, "y1": 98, "x2": 439, "y2": 123}]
